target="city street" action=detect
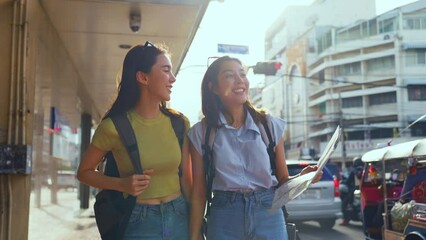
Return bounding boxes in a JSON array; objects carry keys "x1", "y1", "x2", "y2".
[
  {"x1": 28, "y1": 188, "x2": 367, "y2": 240},
  {"x1": 297, "y1": 221, "x2": 365, "y2": 240}
]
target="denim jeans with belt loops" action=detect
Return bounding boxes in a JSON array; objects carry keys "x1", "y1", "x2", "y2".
[
  {"x1": 123, "y1": 195, "x2": 188, "y2": 240},
  {"x1": 207, "y1": 188, "x2": 287, "y2": 240}
]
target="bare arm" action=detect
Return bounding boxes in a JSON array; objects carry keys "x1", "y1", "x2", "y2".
[
  {"x1": 189, "y1": 141, "x2": 206, "y2": 240},
  {"x1": 77, "y1": 144, "x2": 153, "y2": 196}
]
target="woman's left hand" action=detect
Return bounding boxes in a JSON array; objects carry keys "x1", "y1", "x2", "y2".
[{"x1": 300, "y1": 165, "x2": 323, "y2": 183}]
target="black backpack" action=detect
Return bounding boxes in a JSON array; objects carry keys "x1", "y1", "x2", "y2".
[{"x1": 94, "y1": 110, "x2": 185, "y2": 240}]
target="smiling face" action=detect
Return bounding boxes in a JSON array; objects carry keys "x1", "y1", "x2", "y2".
[
  {"x1": 211, "y1": 59, "x2": 249, "y2": 111},
  {"x1": 138, "y1": 53, "x2": 176, "y2": 102}
]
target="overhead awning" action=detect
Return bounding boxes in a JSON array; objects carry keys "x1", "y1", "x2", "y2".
[{"x1": 362, "y1": 138, "x2": 426, "y2": 162}]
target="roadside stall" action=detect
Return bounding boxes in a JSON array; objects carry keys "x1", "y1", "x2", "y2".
[{"x1": 361, "y1": 139, "x2": 426, "y2": 240}]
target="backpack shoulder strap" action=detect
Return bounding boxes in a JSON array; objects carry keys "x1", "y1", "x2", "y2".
[
  {"x1": 103, "y1": 151, "x2": 119, "y2": 177},
  {"x1": 170, "y1": 114, "x2": 185, "y2": 177},
  {"x1": 160, "y1": 107, "x2": 186, "y2": 178},
  {"x1": 201, "y1": 119, "x2": 216, "y2": 216},
  {"x1": 201, "y1": 119, "x2": 216, "y2": 156},
  {"x1": 160, "y1": 107, "x2": 186, "y2": 150},
  {"x1": 170, "y1": 113, "x2": 185, "y2": 150},
  {"x1": 258, "y1": 114, "x2": 277, "y2": 175},
  {"x1": 110, "y1": 114, "x2": 143, "y2": 174}
]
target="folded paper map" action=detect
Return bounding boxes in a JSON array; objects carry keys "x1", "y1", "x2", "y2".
[{"x1": 271, "y1": 125, "x2": 342, "y2": 211}]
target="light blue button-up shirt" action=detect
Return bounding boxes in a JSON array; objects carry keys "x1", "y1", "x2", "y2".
[{"x1": 188, "y1": 111, "x2": 286, "y2": 192}]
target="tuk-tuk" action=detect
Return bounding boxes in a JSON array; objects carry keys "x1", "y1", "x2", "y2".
[{"x1": 361, "y1": 139, "x2": 426, "y2": 240}]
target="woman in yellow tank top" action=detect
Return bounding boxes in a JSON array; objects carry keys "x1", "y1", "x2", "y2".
[{"x1": 77, "y1": 41, "x2": 191, "y2": 239}]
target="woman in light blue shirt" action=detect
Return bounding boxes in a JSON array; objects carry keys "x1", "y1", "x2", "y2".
[{"x1": 188, "y1": 56, "x2": 320, "y2": 240}]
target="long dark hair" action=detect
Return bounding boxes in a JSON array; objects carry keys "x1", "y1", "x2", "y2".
[
  {"x1": 103, "y1": 42, "x2": 168, "y2": 120},
  {"x1": 201, "y1": 56, "x2": 266, "y2": 127}
]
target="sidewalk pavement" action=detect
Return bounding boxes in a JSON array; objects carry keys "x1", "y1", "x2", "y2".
[{"x1": 28, "y1": 188, "x2": 100, "y2": 240}]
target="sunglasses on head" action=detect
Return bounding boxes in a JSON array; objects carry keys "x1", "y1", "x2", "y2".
[
  {"x1": 143, "y1": 41, "x2": 156, "y2": 48},
  {"x1": 207, "y1": 56, "x2": 221, "y2": 67}
]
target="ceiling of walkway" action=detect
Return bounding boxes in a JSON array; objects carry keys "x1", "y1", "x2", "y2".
[{"x1": 39, "y1": 0, "x2": 209, "y2": 126}]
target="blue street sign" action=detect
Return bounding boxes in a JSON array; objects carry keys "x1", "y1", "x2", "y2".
[{"x1": 217, "y1": 44, "x2": 249, "y2": 54}]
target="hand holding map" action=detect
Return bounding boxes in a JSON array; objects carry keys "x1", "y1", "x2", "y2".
[{"x1": 270, "y1": 126, "x2": 342, "y2": 211}]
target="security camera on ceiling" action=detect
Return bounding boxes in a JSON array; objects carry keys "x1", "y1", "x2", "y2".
[{"x1": 129, "y1": 11, "x2": 141, "y2": 33}]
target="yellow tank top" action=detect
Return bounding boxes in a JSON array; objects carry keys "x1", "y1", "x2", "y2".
[{"x1": 91, "y1": 110, "x2": 189, "y2": 200}]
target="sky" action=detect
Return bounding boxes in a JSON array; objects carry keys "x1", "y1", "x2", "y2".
[{"x1": 171, "y1": 0, "x2": 420, "y2": 125}]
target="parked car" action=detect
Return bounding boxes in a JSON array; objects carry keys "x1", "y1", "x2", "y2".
[{"x1": 285, "y1": 160, "x2": 342, "y2": 229}]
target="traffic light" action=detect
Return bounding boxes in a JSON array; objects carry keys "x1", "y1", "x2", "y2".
[{"x1": 252, "y1": 61, "x2": 282, "y2": 76}]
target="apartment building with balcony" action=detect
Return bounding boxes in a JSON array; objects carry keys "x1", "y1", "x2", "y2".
[
  {"x1": 260, "y1": 0, "x2": 426, "y2": 165},
  {"x1": 260, "y1": 0, "x2": 376, "y2": 159},
  {"x1": 307, "y1": 1, "x2": 426, "y2": 163}
]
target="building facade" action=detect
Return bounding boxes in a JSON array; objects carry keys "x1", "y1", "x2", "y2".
[{"x1": 258, "y1": 0, "x2": 426, "y2": 166}]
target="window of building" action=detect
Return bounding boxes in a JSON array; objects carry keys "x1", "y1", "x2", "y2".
[
  {"x1": 347, "y1": 24, "x2": 361, "y2": 40},
  {"x1": 370, "y1": 128, "x2": 393, "y2": 139},
  {"x1": 379, "y1": 17, "x2": 397, "y2": 33},
  {"x1": 408, "y1": 85, "x2": 426, "y2": 101},
  {"x1": 337, "y1": 24, "x2": 363, "y2": 43},
  {"x1": 405, "y1": 18, "x2": 420, "y2": 29},
  {"x1": 369, "y1": 19, "x2": 378, "y2": 36},
  {"x1": 342, "y1": 96, "x2": 363, "y2": 108},
  {"x1": 320, "y1": 102, "x2": 326, "y2": 114},
  {"x1": 369, "y1": 92, "x2": 396, "y2": 105},
  {"x1": 362, "y1": 21, "x2": 369, "y2": 37},
  {"x1": 336, "y1": 62, "x2": 361, "y2": 76},
  {"x1": 347, "y1": 131, "x2": 364, "y2": 140},
  {"x1": 420, "y1": 51, "x2": 426, "y2": 64},
  {"x1": 357, "y1": 19, "x2": 378, "y2": 37},
  {"x1": 366, "y1": 56, "x2": 395, "y2": 73},
  {"x1": 318, "y1": 70, "x2": 325, "y2": 84},
  {"x1": 405, "y1": 49, "x2": 426, "y2": 65},
  {"x1": 411, "y1": 122, "x2": 426, "y2": 137},
  {"x1": 403, "y1": 16, "x2": 426, "y2": 30},
  {"x1": 317, "y1": 31, "x2": 332, "y2": 54}
]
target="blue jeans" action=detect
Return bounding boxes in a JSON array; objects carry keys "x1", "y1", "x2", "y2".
[
  {"x1": 123, "y1": 195, "x2": 189, "y2": 240},
  {"x1": 207, "y1": 188, "x2": 287, "y2": 240}
]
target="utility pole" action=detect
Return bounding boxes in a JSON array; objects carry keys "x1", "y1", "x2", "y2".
[{"x1": 338, "y1": 92, "x2": 347, "y2": 171}]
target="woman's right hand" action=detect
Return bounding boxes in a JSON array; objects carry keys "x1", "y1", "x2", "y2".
[{"x1": 121, "y1": 169, "x2": 154, "y2": 196}]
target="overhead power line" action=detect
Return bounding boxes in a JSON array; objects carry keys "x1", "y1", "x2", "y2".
[{"x1": 278, "y1": 73, "x2": 410, "y2": 89}]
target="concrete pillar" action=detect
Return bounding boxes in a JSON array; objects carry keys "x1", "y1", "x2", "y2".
[
  {"x1": 0, "y1": 1, "x2": 33, "y2": 240},
  {"x1": 79, "y1": 113, "x2": 92, "y2": 209},
  {"x1": 0, "y1": 0, "x2": 13, "y2": 143},
  {"x1": 0, "y1": 5, "x2": 13, "y2": 235}
]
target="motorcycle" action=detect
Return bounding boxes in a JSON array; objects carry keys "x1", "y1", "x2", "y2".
[
  {"x1": 346, "y1": 188, "x2": 363, "y2": 222},
  {"x1": 340, "y1": 169, "x2": 363, "y2": 224}
]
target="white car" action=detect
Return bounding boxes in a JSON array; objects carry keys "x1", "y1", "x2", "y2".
[{"x1": 285, "y1": 160, "x2": 342, "y2": 229}]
